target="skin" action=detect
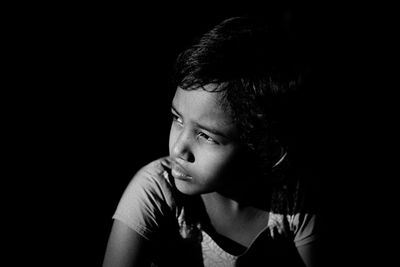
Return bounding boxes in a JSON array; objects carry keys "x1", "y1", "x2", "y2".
[
  {"x1": 102, "y1": 220, "x2": 150, "y2": 267},
  {"x1": 169, "y1": 85, "x2": 242, "y2": 195},
  {"x1": 103, "y1": 85, "x2": 317, "y2": 267}
]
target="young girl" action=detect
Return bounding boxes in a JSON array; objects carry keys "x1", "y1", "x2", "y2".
[{"x1": 103, "y1": 16, "x2": 321, "y2": 267}]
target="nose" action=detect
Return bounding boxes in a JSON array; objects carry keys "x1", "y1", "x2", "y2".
[{"x1": 170, "y1": 130, "x2": 195, "y2": 163}]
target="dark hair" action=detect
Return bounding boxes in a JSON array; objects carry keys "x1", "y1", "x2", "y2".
[
  {"x1": 176, "y1": 18, "x2": 305, "y2": 166},
  {"x1": 174, "y1": 16, "x2": 314, "y2": 213}
]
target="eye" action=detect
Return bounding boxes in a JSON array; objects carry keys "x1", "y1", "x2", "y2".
[
  {"x1": 171, "y1": 113, "x2": 183, "y2": 126},
  {"x1": 197, "y1": 132, "x2": 219, "y2": 145}
]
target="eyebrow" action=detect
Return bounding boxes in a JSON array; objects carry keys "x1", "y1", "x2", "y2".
[{"x1": 171, "y1": 105, "x2": 230, "y2": 139}]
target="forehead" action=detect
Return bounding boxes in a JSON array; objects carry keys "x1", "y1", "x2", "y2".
[{"x1": 172, "y1": 86, "x2": 235, "y2": 127}]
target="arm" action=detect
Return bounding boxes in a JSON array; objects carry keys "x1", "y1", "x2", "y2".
[
  {"x1": 296, "y1": 241, "x2": 319, "y2": 267},
  {"x1": 103, "y1": 158, "x2": 175, "y2": 266},
  {"x1": 103, "y1": 220, "x2": 151, "y2": 267},
  {"x1": 291, "y1": 211, "x2": 323, "y2": 267}
]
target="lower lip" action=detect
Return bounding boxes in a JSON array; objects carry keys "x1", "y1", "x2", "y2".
[{"x1": 171, "y1": 168, "x2": 192, "y2": 181}]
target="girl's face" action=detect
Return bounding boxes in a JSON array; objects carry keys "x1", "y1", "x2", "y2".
[{"x1": 169, "y1": 86, "x2": 242, "y2": 195}]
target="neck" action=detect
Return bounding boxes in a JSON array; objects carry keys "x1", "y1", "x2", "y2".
[
  {"x1": 209, "y1": 175, "x2": 272, "y2": 211},
  {"x1": 201, "y1": 192, "x2": 241, "y2": 212},
  {"x1": 200, "y1": 191, "x2": 270, "y2": 248},
  {"x1": 200, "y1": 187, "x2": 270, "y2": 215}
]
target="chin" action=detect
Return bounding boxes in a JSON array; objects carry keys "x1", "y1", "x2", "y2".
[{"x1": 173, "y1": 179, "x2": 208, "y2": 196}]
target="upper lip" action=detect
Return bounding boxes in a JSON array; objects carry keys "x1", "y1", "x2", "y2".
[{"x1": 171, "y1": 160, "x2": 191, "y2": 178}]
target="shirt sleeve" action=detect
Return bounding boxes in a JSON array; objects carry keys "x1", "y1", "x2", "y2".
[
  {"x1": 291, "y1": 213, "x2": 320, "y2": 247},
  {"x1": 112, "y1": 158, "x2": 176, "y2": 240}
]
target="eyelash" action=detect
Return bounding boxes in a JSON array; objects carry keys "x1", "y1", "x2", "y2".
[
  {"x1": 171, "y1": 114, "x2": 183, "y2": 126},
  {"x1": 197, "y1": 132, "x2": 218, "y2": 144},
  {"x1": 171, "y1": 113, "x2": 219, "y2": 145}
]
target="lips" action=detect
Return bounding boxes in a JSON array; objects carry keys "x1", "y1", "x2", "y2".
[{"x1": 171, "y1": 162, "x2": 192, "y2": 181}]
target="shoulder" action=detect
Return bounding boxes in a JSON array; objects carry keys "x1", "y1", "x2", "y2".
[
  {"x1": 135, "y1": 157, "x2": 173, "y2": 181},
  {"x1": 289, "y1": 213, "x2": 320, "y2": 247},
  {"x1": 123, "y1": 157, "x2": 176, "y2": 207},
  {"x1": 112, "y1": 157, "x2": 178, "y2": 239},
  {"x1": 267, "y1": 211, "x2": 320, "y2": 247}
]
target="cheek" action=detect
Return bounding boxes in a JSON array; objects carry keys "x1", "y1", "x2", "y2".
[
  {"x1": 196, "y1": 147, "x2": 239, "y2": 178},
  {"x1": 168, "y1": 126, "x2": 176, "y2": 154}
]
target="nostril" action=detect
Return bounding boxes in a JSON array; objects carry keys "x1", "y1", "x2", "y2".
[
  {"x1": 174, "y1": 143, "x2": 194, "y2": 163},
  {"x1": 186, "y1": 153, "x2": 195, "y2": 163},
  {"x1": 177, "y1": 149, "x2": 195, "y2": 163}
]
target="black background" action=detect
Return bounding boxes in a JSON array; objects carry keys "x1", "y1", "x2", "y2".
[{"x1": 5, "y1": 2, "x2": 394, "y2": 266}]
